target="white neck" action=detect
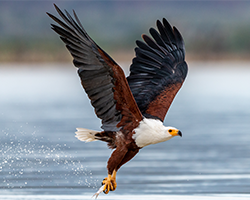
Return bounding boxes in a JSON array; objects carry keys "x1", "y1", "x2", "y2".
[{"x1": 132, "y1": 118, "x2": 173, "y2": 148}]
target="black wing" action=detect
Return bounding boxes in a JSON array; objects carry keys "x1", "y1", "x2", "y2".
[
  {"x1": 47, "y1": 4, "x2": 143, "y2": 131},
  {"x1": 127, "y1": 18, "x2": 188, "y2": 121}
]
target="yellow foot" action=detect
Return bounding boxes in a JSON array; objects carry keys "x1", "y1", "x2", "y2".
[
  {"x1": 92, "y1": 171, "x2": 117, "y2": 198},
  {"x1": 102, "y1": 173, "x2": 117, "y2": 193}
]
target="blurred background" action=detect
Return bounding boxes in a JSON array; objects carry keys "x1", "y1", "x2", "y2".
[
  {"x1": 1, "y1": 1, "x2": 250, "y2": 62},
  {"x1": 1, "y1": 1, "x2": 250, "y2": 199}
]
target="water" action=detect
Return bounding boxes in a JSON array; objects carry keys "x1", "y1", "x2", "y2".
[{"x1": 1, "y1": 62, "x2": 250, "y2": 199}]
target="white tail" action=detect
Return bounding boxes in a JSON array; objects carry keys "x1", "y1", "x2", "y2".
[{"x1": 75, "y1": 128, "x2": 99, "y2": 142}]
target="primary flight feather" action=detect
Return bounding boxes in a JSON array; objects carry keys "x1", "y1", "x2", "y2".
[{"x1": 47, "y1": 4, "x2": 188, "y2": 197}]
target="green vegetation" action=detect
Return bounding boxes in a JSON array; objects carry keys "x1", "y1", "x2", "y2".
[{"x1": 1, "y1": 1, "x2": 250, "y2": 63}]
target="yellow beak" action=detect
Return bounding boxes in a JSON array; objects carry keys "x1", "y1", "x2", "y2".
[{"x1": 170, "y1": 130, "x2": 182, "y2": 137}]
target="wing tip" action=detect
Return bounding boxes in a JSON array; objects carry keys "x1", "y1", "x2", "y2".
[{"x1": 53, "y1": 3, "x2": 60, "y2": 12}]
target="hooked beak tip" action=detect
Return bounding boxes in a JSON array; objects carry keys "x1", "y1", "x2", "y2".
[{"x1": 178, "y1": 130, "x2": 182, "y2": 137}]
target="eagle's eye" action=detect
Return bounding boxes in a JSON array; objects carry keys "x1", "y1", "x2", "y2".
[{"x1": 169, "y1": 129, "x2": 172, "y2": 133}]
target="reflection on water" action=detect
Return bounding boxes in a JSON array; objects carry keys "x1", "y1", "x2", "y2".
[{"x1": 0, "y1": 62, "x2": 250, "y2": 198}]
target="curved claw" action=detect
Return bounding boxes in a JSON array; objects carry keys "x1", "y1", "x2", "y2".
[
  {"x1": 93, "y1": 170, "x2": 117, "y2": 198},
  {"x1": 102, "y1": 174, "x2": 117, "y2": 194},
  {"x1": 110, "y1": 170, "x2": 117, "y2": 191}
]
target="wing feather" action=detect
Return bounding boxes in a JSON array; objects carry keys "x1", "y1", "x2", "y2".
[
  {"x1": 48, "y1": 4, "x2": 143, "y2": 131},
  {"x1": 127, "y1": 18, "x2": 188, "y2": 121}
]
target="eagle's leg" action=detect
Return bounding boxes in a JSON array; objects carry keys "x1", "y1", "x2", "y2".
[
  {"x1": 93, "y1": 172, "x2": 116, "y2": 198},
  {"x1": 102, "y1": 170, "x2": 117, "y2": 193},
  {"x1": 110, "y1": 170, "x2": 117, "y2": 191},
  {"x1": 116, "y1": 149, "x2": 139, "y2": 170},
  {"x1": 102, "y1": 148, "x2": 139, "y2": 194},
  {"x1": 93, "y1": 146, "x2": 139, "y2": 197},
  {"x1": 93, "y1": 146, "x2": 128, "y2": 198},
  {"x1": 102, "y1": 146, "x2": 128, "y2": 194}
]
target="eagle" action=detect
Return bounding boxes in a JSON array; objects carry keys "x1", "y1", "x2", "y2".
[{"x1": 47, "y1": 4, "x2": 188, "y2": 198}]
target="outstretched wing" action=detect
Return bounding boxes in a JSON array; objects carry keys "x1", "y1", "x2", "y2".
[
  {"x1": 47, "y1": 4, "x2": 143, "y2": 131},
  {"x1": 127, "y1": 18, "x2": 188, "y2": 121}
]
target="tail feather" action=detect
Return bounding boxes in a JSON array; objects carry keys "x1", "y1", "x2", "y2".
[{"x1": 75, "y1": 128, "x2": 99, "y2": 142}]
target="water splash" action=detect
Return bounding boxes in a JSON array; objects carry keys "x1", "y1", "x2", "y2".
[{"x1": 0, "y1": 127, "x2": 98, "y2": 191}]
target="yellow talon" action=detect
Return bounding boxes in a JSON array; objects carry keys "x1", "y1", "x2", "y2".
[
  {"x1": 101, "y1": 170, "x2": 117, "y2": 194},
  {"x1": 110, "y1": 170, "x2": 117, "y2": 191}
]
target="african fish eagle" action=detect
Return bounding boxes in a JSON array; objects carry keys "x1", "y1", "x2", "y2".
[{"x1": 47, "y1": 4, "x2": 188, "y2": 198}]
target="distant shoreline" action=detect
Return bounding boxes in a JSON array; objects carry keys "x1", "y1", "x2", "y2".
[{"x1": 0, "y1": 52, "x2": 250, "y2": 64}]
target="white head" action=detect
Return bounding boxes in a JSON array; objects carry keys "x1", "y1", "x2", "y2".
[
  {"x1": 133, "y1": 118, "x2": 182, "y2": 148},
  {"x1": 165, "y1": 126, "x2": 182, "y2": 138}
]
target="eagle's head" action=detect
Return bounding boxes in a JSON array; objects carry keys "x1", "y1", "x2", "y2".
[
  {"x1": 166, "y1": 127, "x2": 182, "y2": 137},
  {"x1": 133, "y1": 119, "x2": 182, "y2": 148}
]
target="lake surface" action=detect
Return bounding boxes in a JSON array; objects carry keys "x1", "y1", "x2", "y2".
[{"x1": 0, "y1": 62, "x2": 250, "y2": 199}]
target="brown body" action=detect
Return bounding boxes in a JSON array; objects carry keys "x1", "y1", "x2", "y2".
[{"x1": 106, "y1": 131, "x2": 140, "y2": 174}]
